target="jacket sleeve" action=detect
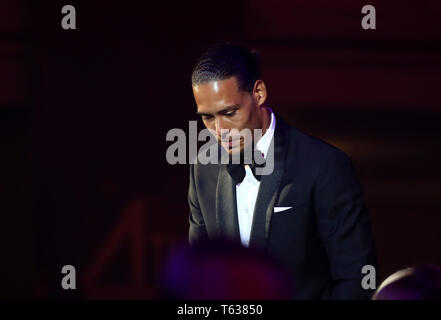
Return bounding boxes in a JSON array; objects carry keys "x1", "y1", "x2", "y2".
[
  {"x1": 188, "y1": 164, "x2": 208, "y2": 245},
  {"x1": 313, "y1": 148, "x2": 378, "y2": 299}
]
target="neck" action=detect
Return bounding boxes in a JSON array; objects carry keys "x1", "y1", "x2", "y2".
[{"x1": 260, "y1": 106, "x2": 271, "y2": 136}]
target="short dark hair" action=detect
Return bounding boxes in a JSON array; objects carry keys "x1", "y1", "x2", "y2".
[{"x1": 191, "y1": 43, "x2": 261, "y2": 93}]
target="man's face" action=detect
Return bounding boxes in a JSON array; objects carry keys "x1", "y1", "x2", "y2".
[{"x1": 192, "y1": 77, "x2": 265, "y2": 154}]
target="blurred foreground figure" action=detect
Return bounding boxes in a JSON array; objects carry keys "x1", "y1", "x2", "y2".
[
  {"x1": 373, "y1": 265, "x2": 441, "y2": 300},
  {"x1": 161, "y1": 239, "x2": 292, "y2": 299}
]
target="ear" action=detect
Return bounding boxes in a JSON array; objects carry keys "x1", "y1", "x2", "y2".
[{"x1": 253, "y1": 80, "x2": 267, "y2": 107}]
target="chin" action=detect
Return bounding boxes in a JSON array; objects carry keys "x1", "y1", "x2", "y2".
[
  {"x1": 227, "y1": 146, "x2": 242, "y2": 155},
  {"x1": 220, "y1": 143, "x2": 243, "y2": 155}
]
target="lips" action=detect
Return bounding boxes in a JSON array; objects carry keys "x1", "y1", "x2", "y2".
[{"x1": 221, "y1": 139, "x2": 239, "y2": 148}]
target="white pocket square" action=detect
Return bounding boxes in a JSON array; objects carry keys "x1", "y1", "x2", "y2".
[{"x1": 274, "y1": 206, "x2": 293, "y2": 213}]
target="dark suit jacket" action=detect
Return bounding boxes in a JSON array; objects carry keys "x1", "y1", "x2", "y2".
[{"x1": 188, "y1": 115, "x2": 378, "y2": 299}]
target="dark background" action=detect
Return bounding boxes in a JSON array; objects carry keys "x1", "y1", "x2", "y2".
[{"x1": 1, "y1": 0, "x2": 441, "y2": 298}]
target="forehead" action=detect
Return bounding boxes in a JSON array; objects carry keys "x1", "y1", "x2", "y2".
[{"x1": 192, "y1": 77, "x2": 244, "y2": 112}]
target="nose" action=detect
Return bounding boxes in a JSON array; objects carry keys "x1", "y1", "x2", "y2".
[{"x1": 215, "y1": 117, "x2": 228, "y2": 140}]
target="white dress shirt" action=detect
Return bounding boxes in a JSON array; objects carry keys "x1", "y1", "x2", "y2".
[{"x1": 236, "y1": 109, "x2": 276, "y2": 247}]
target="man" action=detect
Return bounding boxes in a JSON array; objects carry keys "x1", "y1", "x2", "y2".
[{"x1": 187, "y1": 44, "x2": 378, "y2": 299}]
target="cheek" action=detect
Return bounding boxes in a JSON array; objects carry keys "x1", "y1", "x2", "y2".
[
  {"x1": 226, "y1": 115, "x2": 246, "y2": 131},
  {"x1": 202, "y1": 121, "x2": 216, "y2": 135},
  {"x1": 236, "y1": 105, "x2": 253, "y2": 126},
  {"x1": 240, "y1": 105, "x2": 257, "y2": 128}
]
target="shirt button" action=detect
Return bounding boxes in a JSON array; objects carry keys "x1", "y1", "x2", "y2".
[{"x1": 245, "y1": 208, "x2": 249, "y2": 213}]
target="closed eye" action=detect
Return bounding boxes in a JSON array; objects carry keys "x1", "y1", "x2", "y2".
[
  {"x1": 202, "y1": 115, "x2": 213, "y2": 121},
  {"x1": 224, "y1": 110, "x2": 237, "y2": 117}
]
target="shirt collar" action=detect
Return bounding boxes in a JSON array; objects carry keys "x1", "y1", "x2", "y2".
[{"x1": 256, "y1": 108, "x2": 276, "y2": 159}]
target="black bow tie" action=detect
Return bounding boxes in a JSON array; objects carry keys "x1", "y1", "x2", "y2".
[{"x1": 226, "y1": 160, "x2": 266, "y2": 184}]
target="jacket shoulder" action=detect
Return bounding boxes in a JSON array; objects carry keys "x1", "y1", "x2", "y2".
[
  {"x1": 288, "y1": 124, "x2": 352, "y2": 165},
  {"x1": 189, "y1": 161, "x2": 220, "y2": 181}
]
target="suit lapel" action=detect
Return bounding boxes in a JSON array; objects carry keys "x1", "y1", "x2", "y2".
[
  {"x1": 249, "y1": 116, "x2": 290, "y2": 250},
  {"x1": 215, "y1": 164, "x2": 241, "y2": 242}
]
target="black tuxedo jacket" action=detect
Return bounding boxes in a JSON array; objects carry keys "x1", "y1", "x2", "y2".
[{"x1": 188, "y1": 115, "x2": 378, "y2": 299}]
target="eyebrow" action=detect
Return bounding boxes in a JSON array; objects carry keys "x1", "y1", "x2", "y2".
[{"x1": 196, "y1": 104, "x2": 240, "y2": 117}]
